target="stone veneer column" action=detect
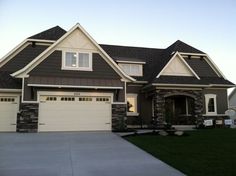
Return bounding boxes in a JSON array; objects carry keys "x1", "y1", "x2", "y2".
[
  {"x1": 112, "y1": 104, "x2": 127, "y2": 131},
  {"x1": 153, "y1": 89, "x2": 204, "y2": 126},
  {"x1": 17, "y1": 103, "x2": 39, "y2": 132}
]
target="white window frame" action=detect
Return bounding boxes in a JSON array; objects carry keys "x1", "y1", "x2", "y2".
[
  {"x1": 118, "y1": 63, "x2": 143, "y2": 76},
  {"x1": 205, "y1": 94, "x2": 217, "y2": 115},
  {"x1": 62, "y1": 50, "x2": 92, "y2": 71},
  {"x1": 126, "y1": 93, "x2": 139, "y2": 116}
]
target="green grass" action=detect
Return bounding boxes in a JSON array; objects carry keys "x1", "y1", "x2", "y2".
[{"x1": 125, "y1": 129, "x2": 236, "y2": 176}]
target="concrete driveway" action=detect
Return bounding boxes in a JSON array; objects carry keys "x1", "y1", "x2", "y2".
[{"x1": 0, "y1": 132, "x2": 184, "y2": 176}]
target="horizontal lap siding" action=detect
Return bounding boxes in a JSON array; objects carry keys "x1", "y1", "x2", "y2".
[{"x1": 29, "y1": 51, "x2": 120, "y2": 79}]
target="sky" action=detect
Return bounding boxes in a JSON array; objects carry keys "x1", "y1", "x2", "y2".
[{"x1": 0, "y1": 0, "x2": 235, "y2": 93}]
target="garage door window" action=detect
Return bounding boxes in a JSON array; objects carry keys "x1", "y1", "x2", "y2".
[
  {"x1": 78, "y1": 97, "x2": 92, "y2": 101},
  {"x1": 96, "y1": 97, "x2": 110, "y2": 102},
  {"x1": 46, "y1": 97, "x2": 57, "y2": 101},
  {"x1": 61, "y1": 97, "x2": 75, "y2": 101},
  {"x1": 0, "y1": 97, "x2": 15, "y2": 102}
]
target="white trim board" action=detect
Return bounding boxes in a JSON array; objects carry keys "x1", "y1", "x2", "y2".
[
  {"x1": 156, "y1": 52, "x2": 200, "y2": 80},
  {"x1": 116, "y1": 60, "x2": 146, "y2": 64},
  {"x1": 27, "y1": 84, "x2": 123, "y2": 89},
  {"x1": 0, "y1": 89, "x2": 22, "y2": 93},
  {"x1": 11, "y1": 23, "x2": 135, "y2": 82}
]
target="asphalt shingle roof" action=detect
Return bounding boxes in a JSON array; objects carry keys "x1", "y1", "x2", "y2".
[{"x1": 28, "y1": 26, "x2": 66, "y2": 41}]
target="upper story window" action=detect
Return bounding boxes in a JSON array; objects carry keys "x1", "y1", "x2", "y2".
[
  {"x1": 119, "y1": 64, "x2": 143, "y2": 76},
  {"x1": 205, "y1": 94, "x2": 217, "y2": 115},
  {"x1": 62, "y1": 51, "x2": 92, "y2": 71}
]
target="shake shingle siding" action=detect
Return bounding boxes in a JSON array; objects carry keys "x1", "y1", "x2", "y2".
[{"x1": 29, "y1": 51, "x2": 121, "y2": 79}]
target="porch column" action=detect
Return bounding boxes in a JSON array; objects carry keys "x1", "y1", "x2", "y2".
[{"x1": 153, "y1": 90, "x2": 165, "y2": 126}]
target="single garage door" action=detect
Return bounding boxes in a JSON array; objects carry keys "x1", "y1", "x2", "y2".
[
  {"x1": 0, "y1": 96, "x2": 18, "y2": 132},
  {"x1": 38, "y1": 95, "x2": 112, "y2": 132}
]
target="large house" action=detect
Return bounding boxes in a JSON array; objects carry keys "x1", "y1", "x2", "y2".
[{"x1": 0, "y1": 24, "x2": 234, "y2": 132}]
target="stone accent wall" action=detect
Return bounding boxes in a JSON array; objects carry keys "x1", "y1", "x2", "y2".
[
  {"x1": 153, "y1": 89, "x2": 204, "y2": 126},
  {"x1": 112, "y1": 104, "x2": 127, "y2": 131},
  {"x1": 17, "y1": 103, "x2": 39, "y2": 132}
]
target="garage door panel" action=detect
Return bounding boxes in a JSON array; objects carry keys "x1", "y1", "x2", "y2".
[
  {"x1": 39, "y1": 95, "x2": 111, "y2": 132},
  {"x1": 0, "y1": 96, "x2": 18, "y2": 132}
]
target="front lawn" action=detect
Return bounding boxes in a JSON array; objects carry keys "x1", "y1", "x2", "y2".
[{"x1": 125, "y1": 129, "x2": 236, "y2": 176}]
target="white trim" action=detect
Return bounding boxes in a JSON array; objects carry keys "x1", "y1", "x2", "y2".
[
  {"x1": 152, "y1": 83, "x2": 210, "y2": 87},
  {"x1": 27, "y1": 84, "x2": 123, "y2": 89},
  {"x1": 178, "y1": 52, "x2": 207, "y2": 56},
  {"x1": 155, "y1": 87, "x2": 203, "y2": 90},
  {"x1": 21, "y1": 77, "x2": 25, "y2": 102},
  {"x1": 156, "y1": 52, "x2": 200, "y2": 80},
  {"x1": 26, "y1": 39, "x2": 56, "y2": 43},
  {"x1": 127, "y1": 112, "x2": 139, "y2": 116},
  {"x1": 61, "y1": 50, "x2": 93, "y2": 71},
  {"x1": 11, "y1": 23, "x2": 135, "y2": 82},
  {"x1": 0, "y1": 40, "x2": 29, "y2": 68},
  {"x1": 118, "y1": 63, "x2": 143, "y2": 77},
  {"x1": 116, "y1": 60, "x2": 146, "y2": 64},
  {"x1": 205, "y1": 94, "x2": 217, "y2": 115},
  {"x1": 0, "y1": 89, "x2": 22, "y2": 93}
]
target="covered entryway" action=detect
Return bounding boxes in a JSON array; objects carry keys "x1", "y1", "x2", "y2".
[
  {"x1": 0, "y1": 95, "x2": 19, "y2": 132},
  {"x1": 38, "y1": 94, "x2": 112, "y2": 132},
  {"x1": 165, "y1": 95, "x2": 195, "y2": 125}
]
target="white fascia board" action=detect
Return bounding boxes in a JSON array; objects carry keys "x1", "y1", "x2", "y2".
[
  {"x1": 209, "y1": 84, "x2": 235, "y2": 88},
  {"x1": 0, "y1": 89, "x2": 22, "y2": 93},
  {"x1": 27, "y1": 84, "x2": 123, "y2": 89},
  {"x1": 178, "y1": 52, "x2": 207, "y2": 56},
  {"x1": 116, "y1": 60, "x2": 146, "y2": 64},
  {"x1": 152, "y1": 83, "x2": 210, "y2": 88},
  {"x1": 156, "y1": 52, "x2": 200, "y2": 80},
  {"x1": 26, "y1": 39, "x2": 56, "y2": 43},
  {"x1": 0, "y1": 39, "x2": 28, "y2": 67},
  {"x1": 11, "y1": 23, "x2": 135, "y2": 82}
]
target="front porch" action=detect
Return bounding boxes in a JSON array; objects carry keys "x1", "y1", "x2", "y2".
[{"x1": 152, "y1": 89, "x2": 204, "y2": 127}]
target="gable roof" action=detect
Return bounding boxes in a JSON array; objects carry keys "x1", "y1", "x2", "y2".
[
  {"x1": 28, "y1": 26, "x2": 66, "y2": 41},
  {"x1": 12, "y1": 24, "x2": 135, "y2": 82},
  {"x1": 156, "y1": 52, "x2": 200, "y2": 79}
]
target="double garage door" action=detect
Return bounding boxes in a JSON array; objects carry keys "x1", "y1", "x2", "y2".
[{"x1": 38, "y1": 95, "x2": 112, "y2": 132}]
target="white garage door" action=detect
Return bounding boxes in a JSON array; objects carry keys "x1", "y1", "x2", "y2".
[
  {"x1": 38, "y1": 95, "x2": 111, "y2": 132},
  {"x1": 0, "y1": 96, "x2": 18, "y2": 132}
]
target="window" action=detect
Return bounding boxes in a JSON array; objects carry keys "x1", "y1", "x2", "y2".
[
  {"x1": 96, "y1": 97, "x2": 110, "y2": 102},
  {"x1": 205, "y1": 94, "x2": 217, "y2": 115},
  {"x1": 119, "y1": 64, "x2": 142, "y2": 76},
  {"x1": 63, "y1": 51, "x2": 92, "y2": 71},
  {"x1": 78, "y1": 97, "x2": 92, "y2": 101},
  {"x1": 127, "y1": 94, "x2": 138, "y2": 115}
]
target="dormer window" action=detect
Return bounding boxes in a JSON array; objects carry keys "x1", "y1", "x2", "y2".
[
  {"x1": 62, "y1": 51, "x2": 92, "y2": 71},
  {"x1": 119, "y1": 63, "x2": 143, "y2": 76}
]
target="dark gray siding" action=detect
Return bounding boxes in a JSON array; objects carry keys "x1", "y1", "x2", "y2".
[
  {"x1": 29, "y1": 51, "x2": 120, "y2": 79},
  {"x1": 1, "y1": 44, "x2": 49, "y2": 73},
  {"x1": 23, "y1": 79, "x2": 125, "y2": 102},
  {"x1": 203, "y1": 89, "x2": 228, "y2": 114},
  {"x1": 184, "y1": 58, "x2": 218, "y2": 77},
  {"x1": 126, "y1": 84, "x2": 152, "y2": 126}
]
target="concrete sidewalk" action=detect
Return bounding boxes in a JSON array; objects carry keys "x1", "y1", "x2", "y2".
[{"x1": 0, "y1": 132, "x2": 185, "y2": 176}]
